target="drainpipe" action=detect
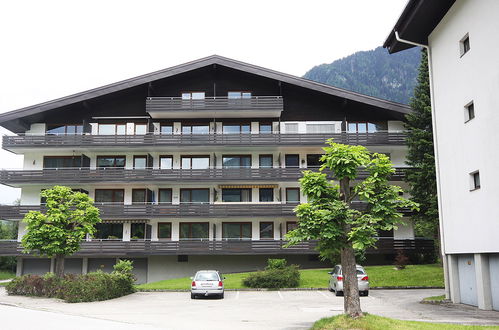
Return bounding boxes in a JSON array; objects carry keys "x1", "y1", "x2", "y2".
[{"x1": 394, "y1": 31, "x2": 450, "y2": 299}]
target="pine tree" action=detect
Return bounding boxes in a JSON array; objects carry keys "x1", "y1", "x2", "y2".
[{"x1": 405, "y1": 49, "x2": 440, "y2": 252}]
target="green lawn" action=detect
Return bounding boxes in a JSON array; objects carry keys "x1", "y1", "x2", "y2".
[
  {"x1": 312, "y1": 314, "x2": 499, "y2": 330},
  {"x1": 423, "y1": 295, "x2": 447, "y2": 302},
  {"x1": 0, "y1": 270, "x2": 15, "y2": 281},
  {"x1": 137, "y1": 264, "x2": 443, "y2": 290}
]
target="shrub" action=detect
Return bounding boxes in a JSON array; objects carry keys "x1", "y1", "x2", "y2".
[
  {"x1": 243, "y1": 264, "x2": 300, "y2": 289},
  {"x1": 394, "y1": 250, "x2": 410, "y2": 270},
  {"x1": 265, "y1": 258, "x2": 287, "y2": 270}
]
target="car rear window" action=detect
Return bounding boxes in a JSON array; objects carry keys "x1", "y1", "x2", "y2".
[
  {"x1": 195, "y1": 272, "x2": 219, "y2": 281},
  {"x1": 356, "y1": 269, "x2": 365, "y2": 275}
]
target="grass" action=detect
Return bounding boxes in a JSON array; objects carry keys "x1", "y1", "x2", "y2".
[
  {"x1": 0, "y1": 270, "x2": 15, "y2": 281},
  {"x1": 423, "y1": 295, "x2": 447, "y2": 302},
  {"x1": 137, "y1": 264, "x2": 444, "y2": 290},
  {"x1": 311, "y1": 314, "x2": 499, "y2": 330}
]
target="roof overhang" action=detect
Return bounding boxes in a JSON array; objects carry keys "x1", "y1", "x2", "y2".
[{"x1": 383, "y1": 0, "x2": 456, "y2": 54}]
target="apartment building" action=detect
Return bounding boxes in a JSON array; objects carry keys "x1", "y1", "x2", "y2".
[
  {"x1": 0, "y1": 55, "x2": 430, "y2": 283},
  {"x1": 385, "y1": 0, "x2": 499, "y2": 311}
]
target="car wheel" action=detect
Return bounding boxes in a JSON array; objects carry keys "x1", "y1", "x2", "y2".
[
  {"x1": 335, "y1": 290, "x2": 343, "y2": 297},
  {"x1": 328, "y1": 286, "x2": 333, "y2": 292},
  {"x1": 191, "y1": 293, "x2": 196, "y2": 299},
  {"x1": 363, "y1": 291, "x2": 369, "y2": 297}
]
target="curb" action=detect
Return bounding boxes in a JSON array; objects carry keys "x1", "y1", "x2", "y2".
[{"x1": 137, "y1": 286, "x2": 444, "y2": 292}]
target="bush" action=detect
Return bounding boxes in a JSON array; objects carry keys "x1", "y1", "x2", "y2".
[
  {"x1": 6, "y1": 259, "x2": 136, "y2": 303},
  {"x1": 394, "y1": 250, "x2": 410, "y2": 270},
  {"x1": 243, "y1": 264, "x2": 300, "y2": 289},
  {"x1": 265, "y1": 258, "x2": 287, "y2": 270}
]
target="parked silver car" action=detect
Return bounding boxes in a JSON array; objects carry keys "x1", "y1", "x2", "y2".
[
  {"x1": 328, "y1": 264, "x2": 369, "y2": 296},
  {"x1": 190, "y1": 270, "x2": 225, "y2": 299}
]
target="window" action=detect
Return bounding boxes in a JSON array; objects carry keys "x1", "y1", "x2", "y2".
[
  {"x1": 306, "y1": 154, "x2": 322, "y2": 168},
  {"x1": 285, "y1": 154, "x2": 300, "y2": 168},
  {"x1": 159, "y1": 189, "x2": 172, "y2": 204},
  {"x1": 259, "y1": 188, "x2": 274, "y2": 202},
  {"x1": 222, "y1": 188, "x2": 252, "y2": 202},
  {"x1": 284, "y1": 123, "x2": 299, "y2": 134},
  {"x1": 43, "y1": 156, "x2": 82, "y2": 168},
  {"x1": 259, "y1": 222, "x2": 274, "y2": 239},
  {"x1": 471, "y1": 171, "x2": 480, "y2": 190},
  {"x1": 259, "y1": 155, "x2": 273, "y2": 168},
  {"x1": 181, "y1": 156, "x2": 210, "y2": 169},
  {"x1": 160, "y1": 156, "x2": 173, "y2": 169},
  {"x1": 180, "y1": 189, "x2": 210, "y2": 203},
  {"x1": 222, "y1": 155, "x2": 251, "y2": 168},
  {"x1": 46, "y1": 124, "x2": 83, "y2": 135},
  {"x1": 182, "y1": 124, "x2": 209, "y2": 134},
  {"x1": 228, "y1": 91, "x2": 252, "y2": 99},
  {"x1": 132, "y1": 189, "x2": 147, "y2": 204},
  {"x1": 460, "y1": 34, "x2": 470, "y2": 56},
  {"x1": 286, "y1": 221, "x2": 298, "y2": 233},
  {"x1": 306, "y1": 123, "x2": 335, "y2": 134},
  {"x1": 182, "y1": 92, "x2": 205, "y2": 100},
  {"x1": 134, "y1": 124, "x2": 147, "y2": 135},
  {"x1": 259, "y1": 123, "x2": 272, "y2": 134},
  {"x1": 222, "y1": 222, "x2": 252, "y2": 240},
  {"x1": 94, "y1": 189, "x2": 124, "y2": 204},
  {"x1": 98, "y1": 124, "x2": 126, "y2": 135},
  {"x1": 223, "y1": 123, "x2": 251, "y2": 134},
  {"x1": 348, "y1": 122, "x2": 387, "y2": 133},
  {"x1": 97, "y1": 156, "x2": 126, "y2": 168},
  {"x1": 131, "y1": 223, "x2": 145, "y2": 240},
  {"x1": 465, "y1": 102, "x2": 475, "y2": 122},
  {"x1": 94, "y1": 223, "x2": 123, "y2": 239},
  {"x1": 158, "y1": 222, "x2": 172, "y2": 240},
  {"x1": 179, "y1": 222, "x2": 209, "y2": 240},
  {"x1": 133, "y1": 156, "x2": 147, "y2": 169},
  {"x1": 160, "y1": 125, "x2": 173, "y2": 134},
  {"x1": 286, "y1": 188, "x2": 300, "y2": 203}
]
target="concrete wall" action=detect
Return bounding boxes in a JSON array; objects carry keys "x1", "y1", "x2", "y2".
[
  {"x1": 489, "y1": 255, "x2": 499, "y2": 311},
  {"x1": 457, "y1": 254, "x2": 477, "y2": 306}
]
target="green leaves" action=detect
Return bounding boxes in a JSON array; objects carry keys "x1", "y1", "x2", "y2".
[{"x1": 21, "y1": 186, "x2": 101, "y2": 258}]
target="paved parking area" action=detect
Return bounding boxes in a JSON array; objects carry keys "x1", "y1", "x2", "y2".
[{"x1": 1, "y1": 288, "x2": 498, "y2": 330}]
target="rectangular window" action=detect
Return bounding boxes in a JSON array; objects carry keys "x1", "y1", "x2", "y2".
[
  {"x1": 134, "y1": 124, "x2": 147, "y2": 135},
  {"x1": 228, "y1": 91, "x2": 252, "y2": 99},
  {"x1": 160, "y1": 156, "x2": 173, "y2": 169},
  {"x1": 181, "y1": 156, "x2": 210, "y2": 169},
  {"x1": 222, "y1": 222, "x2": 252, "y2": 240},
  {"x1": 259, "y1": 123, "x2": 272, "y2": 134},
  {"x1": 471, "y1": 171, "x2": 480, "y2": 190},
  {"x1": 460, "y1": 34, "x2": 470, "y2": 56},
  {"x1": 306, "y1": 123, "x2": 335, "y2": 134},
  {"x1": 46, "y1": 124, "x2": 83, "y2": 135},
  {"x1": 222, "y1": 155, "x2": 251, "y2": 168},
  {"x1": 284, "y1": 123, "x2": 299, "y2": 134},
  {"x1": 286, "y1": 188, "x2": 300, "y2": 203},
  {"x1": 43, "y1": 156, "x2": 82, "y2": 168},
  {"x1": 158, "y1": 222, "x2": 172, "y2": 240},
  {"x1": 182, "y1": 92, "x2": 205, "y2": 100},
  {"x1": 348, "y1": 121, "x2": 387, "y2": 133},
  {"x1": 133, "y1": 156, "x2": 147, "y2": 169},
  {"x1": 465, "y1": 102, "x2": 475, "y2": 122},
  {"x1": 222, "y1": 188, "x2": 252, "y2": 202},
  {"x1": 180, "y1": 189, "x2": 210, "y2": 203},
  {"x1": 259, "y1": 188, "x2": 274, "y2": 202},
  {"x1": 94, "y1": 189, "x2": 125, "y2": 204},
  {"x1": 94, "y1": 223, "x2": 123, "y2": 240},
  {"x1": 97, "y1": 156, "x2": 126, "y2": 168},
  {"x1": 98, "y1": 124, "x2": 126, "y2": 135},
  {"x1": 181, "y1": 124, "x2": 209, "y2": 134},
  {"x1": 160, "y1": 125, "x2": 173, "y2": 134},
  {"x1": 179, "y1": 222, "x2": 209, "y2": 240},
  {"x1": 285, "y1": 154, "x2": 300, "y2": 168},
  {"x1": 259, "y1": 222, "x2": 274, "y2": 239},
  {"x1": 158, "y1": 189, "x2": 172, "y2": 204},
  {"x1": 132, "y1": 189, "x2": 147, "y2": 204},
  {"x1": 131, "y1": 223, "x2": 145, "y2": 240},
  {"x1": 259, "y1": 155, "x2": 273, "y2": 168},
  {"x1": 286, "y1": 221, "x2": 298, "y2": 233},
  {"x1": 306, "y1": 154, "x2": 322, "y2": 168},
  {"x1": 223, "y1": 123, "x2": 251, "y2": 134}
]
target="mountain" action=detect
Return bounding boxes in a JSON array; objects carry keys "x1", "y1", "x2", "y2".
[{"x1": 303, "y1": 46, "x2": 421, "y2": 104}]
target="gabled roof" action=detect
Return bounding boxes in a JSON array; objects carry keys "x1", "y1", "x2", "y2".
[
  {"x1": 384, "y1": 0, "x2": 455, "y2": 53},
  {"x1": 0, "y1": 55, "x2": 411, "y2": 130}
]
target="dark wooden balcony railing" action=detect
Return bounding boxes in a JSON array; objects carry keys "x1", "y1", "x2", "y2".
[
  {"x1": 0, "y1": 202, "x2": 413, "y2": 220},
  {"x1": 3, "y1": 132, "x2": 407, "y2": 150},
  {"x1": 0, "y1": 238, "x2": 434, "y2": 257},
  {"x1": 0, "y1": 167, "x2": 407, "y2": 185},
  {"x1": 146, "y1": 96, "x2": 284, "y2": 113}
]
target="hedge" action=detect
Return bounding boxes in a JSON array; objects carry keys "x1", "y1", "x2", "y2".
[{"x1": 243, "y1": 259, "x2": 300, "y2": 289}]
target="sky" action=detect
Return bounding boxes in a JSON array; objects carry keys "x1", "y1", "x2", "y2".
[{"x1": 0, "y1": 0, "x2": 408, "y2": 204}]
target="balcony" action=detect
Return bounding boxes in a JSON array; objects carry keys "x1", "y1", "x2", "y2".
[
  {"x1": 2, "y1": 132, "x2": 407, "y2": 151},
  {"x1": 0, "y1": 167, "x2": 407, "y2": 186},
  {"x1": 146, "y1": 96, "x2": 283, "y2": 118},
  {"x1": 0, "y1": 202, "x2": 413, "y2": 221},
  {"x1": 0, "y1": 238, "x2": 434, "y2": 257}
]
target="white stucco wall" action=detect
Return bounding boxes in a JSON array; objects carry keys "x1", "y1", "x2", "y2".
[{"x1": 428, "y1": 0, "x2": 499, "y2": 254}]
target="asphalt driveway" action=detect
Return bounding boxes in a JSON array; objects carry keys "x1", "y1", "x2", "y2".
[{"x1": 1, "y1": 288, "x2": 498, "y2": 330}]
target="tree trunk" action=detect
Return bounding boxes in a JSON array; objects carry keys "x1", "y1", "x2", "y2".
[
  {"x1": 55, "y1": 254, "x2": 65, "y2": 278},
  {"x1": 339, "y1": 177, "x2": 363, "y2": 318}
]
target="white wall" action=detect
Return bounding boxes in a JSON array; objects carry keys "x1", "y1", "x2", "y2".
[{"x1": 429, "y1": 0, "x2": 499, "y2": 254}]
